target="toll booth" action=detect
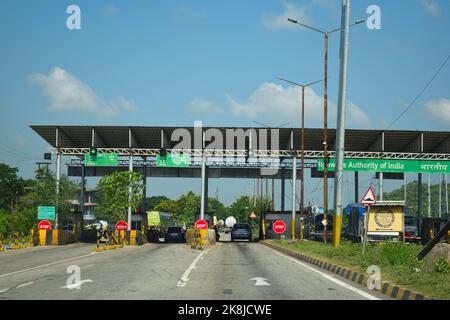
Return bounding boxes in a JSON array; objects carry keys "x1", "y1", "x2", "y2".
[
  {"x1": 131, "y1": 214, "x2": 143, "y2": 230},
  {"x1": 261, "y1": 211, "x2": 303, "y2": 240},
  {"x1": 421, "y1": 217, "x2": 450, "y2": 245}
]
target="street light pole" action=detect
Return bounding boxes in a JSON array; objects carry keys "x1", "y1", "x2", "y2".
[
  {"x1": 276, "y1": 76, "x2": 325, "y2": 241},
  {"x1": 287, "y1": 15, "x2": 364, "y2": 246},
  {"x1": 323, "y1": 31, "x2": 329, "y2": 244},
  {"x1": 301, "y1": 85, "x2": 305, "y2": 240},
  {"x1": 333, "y1": 0, "x2": 352, "y2": 247}
]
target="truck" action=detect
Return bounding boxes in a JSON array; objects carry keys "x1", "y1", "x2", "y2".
[
  {"x1": 146, "y1": 211, "x2": 173, "y2": 242},
  {"x1": 345, "y1": 201, "x2": 419, "y2": 243},
  {"x1": 303, "y1": 206, "x2": 333, "y2": 241}
]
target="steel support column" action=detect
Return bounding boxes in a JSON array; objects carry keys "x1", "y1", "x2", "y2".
[
  {"x1": 200, "y1": 155, "x2": 206, "y2": 220},
  {"x1": 281, "y1": 169, "x2": 286, "y2": 211},
  {"x1": 78, "y1": 164, "x2": 85, "y2": 241},
  {"x1": 56, "y1": 152, "x2": 61, "y2": 230},
  {"x1": 418, "y1": 173, "x2": 423, "y2": 232},
  {"x1": 128, "y1": 155, "x2": 133, "y2": 230},
  {"x1": 292, "y1": 157, "x2": 297, "y2": 240}
]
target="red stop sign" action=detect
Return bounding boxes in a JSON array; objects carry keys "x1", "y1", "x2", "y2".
[
  {"x1": 194, "y1": 219, "x2": 208, "y2": 230},
  {"x1": 272, "y1": 220, "x2": 286, "y2": 234},
  {"x1": 115, "y1": 221, "x2": 129, "y2": 231},
  {"x1": 38, "y1": 220, "x2": 52, "y2": 230}
]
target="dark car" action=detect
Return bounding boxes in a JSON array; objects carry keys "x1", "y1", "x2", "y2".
[
  {"x1": 231, "y1": 223, "x2": 252, "y2": 242},
  {"x1": 164, "y1": 226, "x2": 186, "y2": 243}
]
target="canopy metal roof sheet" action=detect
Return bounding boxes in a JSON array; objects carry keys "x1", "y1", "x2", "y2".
[{"x1": 30, "y1": 125, "x2": 450, "y2": 154}]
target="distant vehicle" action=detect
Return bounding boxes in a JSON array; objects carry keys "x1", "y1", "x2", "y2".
[
  {"x1": 231, "y1": 223, "x2": 252, "y2": 242},
  {"x1": 147, "y1": 211, "x2": 173, "y2": 242},
  {"x1": 345, "y1": 202, "x2": 420, "y2": 243},
  {"x1": 404, "y1": 207, "x2": 420, "y2": 243},
  {"x1": 85, "y1": 220, "x2": 109, "y2": 242},
  {"x1": 344, "y1": 203, "x2": 367, "y2": 243},
  {"x1": 164, "y1": 226, "x2": 186, "y2": 243},
  {"x1": 225, "y1": 216, "x2": 236, "y2": 228},
  {"x1": 224, "y1": 216, "x2": 237, "y2": 234}
]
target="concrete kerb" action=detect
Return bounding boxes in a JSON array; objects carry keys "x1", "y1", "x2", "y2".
[{"x1": 261, "y1": 240, "x2": 433, "y2": 301}]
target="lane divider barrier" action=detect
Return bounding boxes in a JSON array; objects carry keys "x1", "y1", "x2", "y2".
[
  {"x1": 94, "y1": 230, "x2": 132, "y2": 252},
  {"x1": 1, "y1": 230, "x2": 38, "y2": 252}
]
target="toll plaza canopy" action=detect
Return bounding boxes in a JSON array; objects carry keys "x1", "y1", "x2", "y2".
[{"x1": 30, "y1": 125, "x2": 450, "y2": 178}]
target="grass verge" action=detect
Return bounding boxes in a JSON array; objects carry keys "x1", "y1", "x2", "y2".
[{"x1": 271, "y1": 239, "x2": 450, "y2": 300}]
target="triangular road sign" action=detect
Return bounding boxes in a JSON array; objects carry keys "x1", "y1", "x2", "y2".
[{"x1": 361, "y1": 187, "x2": 376, "y2": 205}]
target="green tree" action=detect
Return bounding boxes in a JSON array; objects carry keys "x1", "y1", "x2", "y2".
[
  {"x1": 0, "y1": 163, "x2": 31, "y2": 212},
  {"x1": 144, "y1": 195, "x2": 170, "y2": 211},
  {"x1": 97, "y1": 171, "x2": 144, "y2": 223},
  {"x1": 208, "y1": 197, "x2": 227, "y2": 220},
  {"x1": 11, "y1": 168, "x2": 78, "y2": 231},
  {"x1": 228, "y1": 195, "x2": 254, "y2": 223},
  {"x1": 154, "y1": 199, "x2": 179, "y2": 215},
  {"x1": 175, "y1": 191, "x2": 200, "y2": 225},
  {"x1": 0, "y1": 209, "x2": 11, "y2": 234},
  {"x1": 384, "y1": 181, "x2": 450, "y2": 217}
]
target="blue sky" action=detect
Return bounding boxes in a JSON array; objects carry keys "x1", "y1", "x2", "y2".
[{"x1": 0, "y1": 0, "x2": 449, "y2": 207}]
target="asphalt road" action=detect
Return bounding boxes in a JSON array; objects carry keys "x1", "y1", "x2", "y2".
[{"x1": 0, "y1": 236, "x2": 389, "y2": 300}]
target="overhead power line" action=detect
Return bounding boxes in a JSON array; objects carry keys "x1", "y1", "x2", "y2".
[{"x1": 385, "y1": 53, "x2": 450, "y2": 130}]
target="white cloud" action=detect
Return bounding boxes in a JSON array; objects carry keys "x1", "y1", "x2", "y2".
[
  {"x1": 312, "y1": 0, "x2": 338, "y2": 13},
  {"x1": 347, "y1": 102, "x2": 371, "y2": 127},
  {"x1": 30, "y1": 67, "x2": 138, "y2": 119},
  {"x1": 263, "y1": 2, "x2": 311, "y2": 31},
  {"x1": 175, "y1": 5, "x2": 207, "y2": 21},
  {"x1": 418, "y1": 0, "x2": 441, "y2": 17},
  {"x1": 100, "y1": 4, "x2": 117, "y2": 16},
  {"x1": 186, "y1": 97, "x2": 224, "y2": 115},
  {"x1": 424, "y1": 98, "x2": 450, "y2": 123},
  {"x1": 226, "y1": 82, "x2": 371, "y2": 129},
  {"x1": 15, "y1": 134, "x2": 28, "y2": 147},
  {"x1": 117, "y1": 96, "x2": 138, "y2": 112}
]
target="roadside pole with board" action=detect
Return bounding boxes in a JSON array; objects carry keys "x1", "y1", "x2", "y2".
[
  {"x1": 360, "y1": 187, "x2": 376, "y2": 254},
  {"x1": 37, "y1": 207, "x2": 55, "y2": 246},
  {"x1": 362, "y1": 199, "x2": 406, "y2": 254}
]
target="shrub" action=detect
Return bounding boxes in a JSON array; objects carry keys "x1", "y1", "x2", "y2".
[{"x1": 434, "y1": 257, "x2": 450, "y2": 275}]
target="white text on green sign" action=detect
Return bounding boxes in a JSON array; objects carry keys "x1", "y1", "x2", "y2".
[
  {"x1": 84, "y1": 153, "x2": 118, "y2": 167},
  {"x1": 156, "y1": 154, "x2": 190, "y2": 167},
  {"x1": 38, "y1": 206, "x2": 56, "y2": 220},
  {"x1": 317, "y1": 158, "x2": 450, "y2": 174}
]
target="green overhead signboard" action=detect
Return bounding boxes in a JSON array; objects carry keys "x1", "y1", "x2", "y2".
[
  {"x1": 156, "y1": 154, "x2": 190, "y2": 167},
  {"x1": 38, "y1": 206, "x2": 55, "y2": 220},
  {"x1": 84, "y1": 153, "x2": 118, "y2": 167},
  {"x1": 317, "y1": 158, "x2": 450, "y2": 174}
]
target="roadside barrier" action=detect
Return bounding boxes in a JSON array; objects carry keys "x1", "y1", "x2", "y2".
[
  {"x1": 38, "y1": 230, "x2": 75, "y2": 246},
  {"x1": 190, "y1": 229, "x2": 203, "y2": 250},
  {"x1": 94, "y1": 230, "x2": 128, "y2": 252},
  {"x1": 0, "y1": 230, "x2": 36, "y2": 252},
  {"x1": 186, "y1": 229, "x2": 215, "y2": 248}
]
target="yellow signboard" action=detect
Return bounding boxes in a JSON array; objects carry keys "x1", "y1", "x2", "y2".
[
  {"x1": 147, "y1": 211, "x2": 161, "y2": 227},
  {"x1": 367, "y1": 205, "x2": 404, "y2": 234}
]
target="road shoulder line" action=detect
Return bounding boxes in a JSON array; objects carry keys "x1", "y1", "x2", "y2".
[{"x1": 260, "y1": 241, "x2": 432, "y2": 301}]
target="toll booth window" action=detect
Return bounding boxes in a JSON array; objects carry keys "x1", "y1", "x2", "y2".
[{"x1": 131, "y1": 221, "x2": 142, "y2": 230}]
